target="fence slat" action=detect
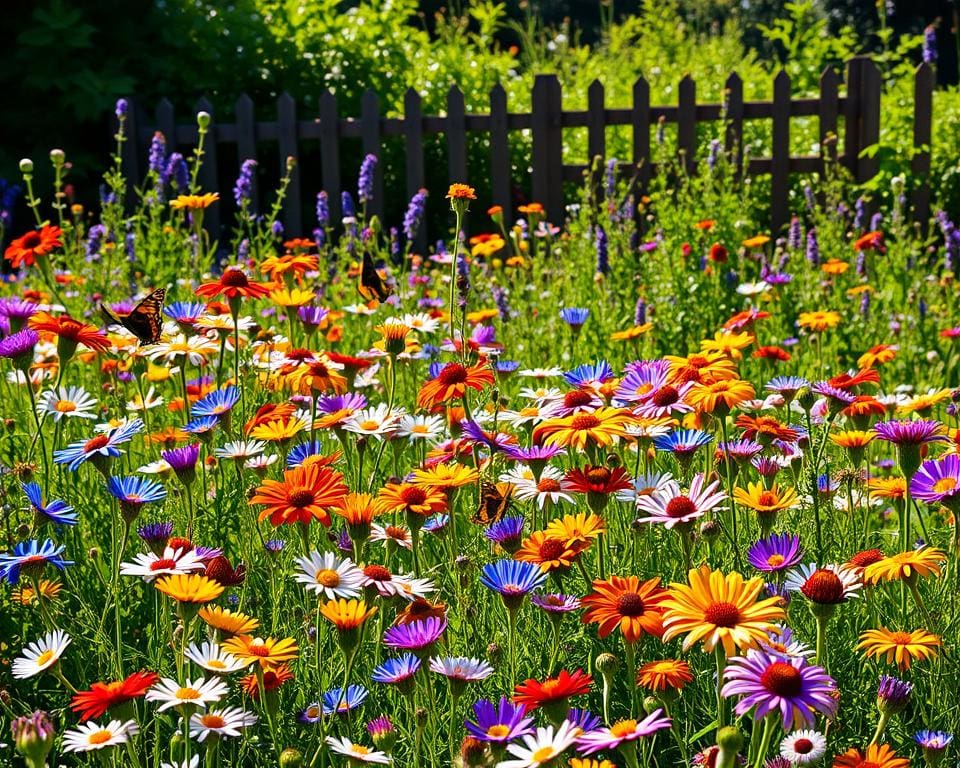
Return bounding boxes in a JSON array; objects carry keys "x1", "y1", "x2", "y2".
[
  {"x1": 277, "y1": 92, "x2": 301, "y2": 236},
  {"x1": 857, "y1": 57, "x2": 881, "y2": 185},
  {"x1": 771, "y1": 70, "x2": 791, "y2": 233},
  {"x1": 235, "y1": 94, "x2": 259, "y2": 214},
  {"x1": 489, "y1": 84, "x2": 512, "y2": 223},
  {"x1": 587, "y1": 79, "x2": 606, "y2": 194},
  {"x1": 818, "y1": 66, "x2": 840, "y2": 168},
  {"x1": 532, "y1": 75, "x2": 563, "y2": 221},
  {"x1": 121, "y1": 100, "x2": 142, "y2": 200},
  {"x1": 724, "y1": 73, "x2": 744, "y2": 179},
  {"x1": 195, "y1": 97, "x2": 220, "y2": 238},
  {"x1": 319, "y1": 90, "x2": 342, "y2": 224},
  {"x1": 911, "y1": 62, "x2": 934, "y2": 227},
  {"x1": 157, "y1": 99, "x2": 175, "y2": 151},
  {"x1": 446, "y1": 84, "x2": 469, "y2": 199},
  {"x1": 843, "y1": 59, "x2": 862, "y2": 176},
  {"x1": 404, "y1": 88, "x2": 427, "y2": 251},
  {"x1": 678, "y1": 75, "x2": 696, "y2": 173},
  {"x1": 360, "y1": 89, "x2": 383, "y2": 221},
  {"x1": 631, "y1": 76, "x2": 650, "y2": 200}
]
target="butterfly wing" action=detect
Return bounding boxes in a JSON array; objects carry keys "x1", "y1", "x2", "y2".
[
  {"x1": 358, "y1": 251, "x2": 392, "y2": 303},
  {"x1": 471, "y1": 480, "x2": 512, "y2": 526},
  {"x1": 120, "y1": 288, "x2": 166, "y2": 345}
]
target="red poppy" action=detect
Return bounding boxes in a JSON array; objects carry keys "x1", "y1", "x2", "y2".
[
  {"x1": 828, "y1": 368, "x2": 881, "y2": 392},
  {"x1": 195, "y1": 266, "x2": 272, "y2": 301},
  {"x1": 513, "y1": 669, "x2": 593, "y2": 712},
  {"x1": 853, "y1": 230, "x2": 885, "y2": 252},
  {"x1": 70, "y1": 671, "x2": 159, "y2": 721},
  {"x1": 752, "y1": 345, "x2": 791, "y2": 362},
  {"x1": 4, "y1": 225, "x2": 62, "y2": 269},
  {"x1": 30, "y1": 312, "x2": 111, "y2": 354}
]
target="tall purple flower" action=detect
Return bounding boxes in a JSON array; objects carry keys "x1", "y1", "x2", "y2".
[
  {"x1": 787, "y1": 216, "x2": 802, "y2": 250},
  {"x1": 853, "y1": 196, "x2": 866, "y2": 231},
  {"x1": 0, "y1": 328, "x2": 39, "y2": 370},
  {"x1": 923, "y1": 24, "x2": 937, "y2": 64},
  {"x1": 707, "y1": 139, "x2": 721, "y2": 171},
  {"x1": 358, "y1": 154, "x2": 377, "y2": 205},
  {"x1": 877, "y1": 674, "x2": 912, "y2": 715},
  {"x1": 721, "y1": 649, "x2": 837, "y2": 730},
  {"x1": 634, "y1": 296, "x2": 647, "y2": 325},
  {"x1": 165, "y1": 153, "x2": 189, "y2": 191},
  {"x1": 403, "y1": 188, "x2": 428, "y2": 241},
  {"x1": 595, "y1": 226, "x2": 609, "y2": 276},
  {"x1": 161, "y1": 443, "x2": 201, "y2": 486},
  {"x1": 233, "y1": 159, "x2": 257, "y2": 208},
  {"x1": 85, "y1": 224, "x2": 106, "y2": 263},
  {"x1": 605, "y1": 158, "x2": 617, "y2": 196},
  {"x1": 316, "y1": 191, "x2": 330, "y2": 228},
  {"x1": 115, "y1": 99, "x2": 129, "y2": 118},
  {"x1": 341, "y1": 192, "x2": 356, "y2": 221},
  {"x1": 148, "y1": 132, "x2": 167, "y2": 175}
]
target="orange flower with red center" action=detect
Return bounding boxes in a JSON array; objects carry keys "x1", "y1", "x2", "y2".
[
  {"x1": 636, "y1": 659, "x2": 693, "y2": 692},
  {"x1": 376, "y1": 482, "x2": 448, "y2": 517},
  {"x1": 260, "y1": 252, "x2": 318, "y2": 281},
  {"x1": 251, "y1": 463, "x2": 348, "y2": 526},
  {"x1": 752, "y1": 345, "x2": 790, "y2": 362},
  {"x1": 195, "y1": 267, "x2": 272, "y2": 301},
  {"x1": 30, "y1": 312, "x2": 111, "y2": 354},
  {"x1": 688, "y1": 379, "x2": 756, "y2": 415},
  {"x1": 70, "y1": 671, "x2": 159, "y2": 721},
  {"x1": 858, "y1": 344, "x2": 897, "y2": 369},
  {"x1": 828, "y1": 368, "x2": 881, "y2": 392},
  {"x1": 856, "y1": 627, "x2": 940, "y2": 670},
  {"x1": 735, "y1": 415, "x2": 799, "y2": 444},
  {"x1": 241, "y1": 663, "x2": 294, "y2": 699},
  {"x1": 562, "y1": 465, "x2": 632, "y2": 496},
  {"x1": 515, "y1": 531, "x2": 585, "y2": 573},
  {"x1": 4, "y1": 225, "x2": 62, "y2": 269},
  {"x1": 416, "y1": 362, "x2": 494, "y2": 410},
  {"x1": 395, "y1": 597, "x2": 447, "y2": 625},
  {"x1": 832, "y1": 744, "x2": 907, "y2": 768},
  {"x1": 532, "y1": 407, "x2": 632, "y2": 450},
  {"x1": 513, "y1": 669, "x2": 592, "y2": 712},
  {"x1": 221, "y1": 635, "x2": 299, "y2": 669},
  {"x1": 665, "y1": 351, "x2": 737, "y2": 385},
  {"x1": 581, "y1": 576, "x2": 667, "y2": 643}
]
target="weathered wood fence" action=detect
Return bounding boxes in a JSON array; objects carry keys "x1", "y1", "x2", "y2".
[{"x1": 122, "y1": 56, "x2": 934, "y2": 243}]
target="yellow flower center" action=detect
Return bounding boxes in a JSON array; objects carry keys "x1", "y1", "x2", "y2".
[
  {"x1": 175, "y1": 686, "x2": 201, "y2": 700},
  {"x1": 532, "y1": 746, "x2": 557, "y2": 762},
  {"x1": 359, "y1": 420, "x2": 379, "y2": 431},
  {"x1": 411, "y1": 425, "x2": 430, "y2": 434},
  {"x1": 35, "y1": 649, "x2": 55, "y2": 667},
  {"x1": 610, "y1": 720, "x2": 638, "y2": 737},
  {"x1": 933, "y1": 478, "x2": 957, "y2": 494},
  {"x1": 200, "y1": 714, "x2": 226, "y2": 729},
  {"x1": 54, "y1": 400, "x2": 77, "y2": 413},
  {"x1": 206, "y1": 659, "x2": 226, "y2": 669},
  {"x1": 316, "y1": 568, "x2": 341, "y2": 587},
  {"x1": 487, "y1": 724, "x2": 511, "y2": 738},
  {"x1": 767, "y1": 554, "x2": 785, "y2": 567},
  {"x1": 350, "y1": 746, "x2": 371, "y2": 756},
  {"x1": 88, "y1": 729, "x2": 114, "y2": 745}
]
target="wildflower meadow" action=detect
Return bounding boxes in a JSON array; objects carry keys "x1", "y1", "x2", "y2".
[{"x1": 2, "y1": 14, "x2": 960, "y2": 768}]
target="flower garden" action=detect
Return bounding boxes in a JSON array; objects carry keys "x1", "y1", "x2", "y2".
[{"x1": 3, "y1": 13, "x2": 960, "y2": 768}]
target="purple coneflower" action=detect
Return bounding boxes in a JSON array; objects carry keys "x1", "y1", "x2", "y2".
[
  {"x1": 575, "y1": 709, "x2": 672, "y2": 754},
  {"x1": 464, "y1": 697, "x2": 534, "y2": 744},
  {"x1": 747, "y1": 533, "x2": 803, "y2": 574},
  {"x1": 382, "y1": 617, "x2": 446, "y2": 654}
]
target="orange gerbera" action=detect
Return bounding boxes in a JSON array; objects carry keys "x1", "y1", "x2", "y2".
[
  {"x1": 198, "y1": 606, "x2": 259, "y2": 637},
  {"x1": 841, "y1": 396, "x2": 886, "y2": 428},
  {"x1": 581, "y1": 576, "x2": 667, "y2": 643},
  {"x1": 821, "y1": 258, "x2": 850, "y2": 275},
  {"x1": 395, "y1": 597, "x2": 447, "y2": 625},
  {"x1": 222, "y1": 635, "x2": 299, "y2": 669},
  {"x1": 543, "y1": 513, "x2": 606, "y2": 548},
  {"x1": 4, "y1": 224, "x2": 62, "y2": 268},
  {"x1": 532, "y1": 407, "x2": 631, "y2": 450},
  {"x1": 70, "y1": 671, "x2": 159, "y2": 721},
  {"x1": 376, "y1": 482, "x2": 448, "y2": 518},
  {"x1": 30, "y1": 312, "x2": 111, "y2": 354},
  {"x1": 416, "y1": 362, "x2": 494, "y2": 410},
  {"x1": 858, "y1": 344, "x2": 897, "y2": 369},
  {"x1": 735, "y1": 415, "x2": 799, "y2": 444},
  {"x1": 170, "y1": 193, "x2": 219, "y2": 210},
  {"x1": 661, "y1": 566, "x2": 785, "y2": 655},
  {"x1": 665, "y1": 351, "x2": 737, "y2": 385},
  {"x1": 862, "y1": 548, "x2": 946, "y2": 585},
  {"x1": 244, "y1": 403, "x2": 297, "y2": 435},
  {"x1": 332, "y1": 492, "x2": 381, "y2": 530},
  {"x1": 828, "y1": 369, "x2": 880, "y2": 392},
  {"x1": 260, "y1": 252, "x2": 318, "y2": 281},
  {"x1": 447, "y1": 184, "x2": 477, "y2": 200},
  {"x1": 195, "y1": 266, "x2": 272, "y2": 301},
  {"x1": 410, "y1": 463, "x2": 478, "y2": 489},
  {"x1": 516, "y1": 531, "x2": 585, "y2": 573},
  {"x1": 688, "y1": 379, "x2": 756, "y2": 415},
  {"x1": 868, "y1": 477, "x2": 906, "y2": 501},
  {"x1": 636, "y1": 659, "x2": 693, "y2": 692},
  {"x1": 241, "y1": 663, "x2": 294, "y2": 699},
  {"x1": 282, "y1": 356, "x2": 348, "y2": 396},
  {"x1": 856, "y1": 627, "x2": 941, "y2": 669},
  {"x1": 832, "y1": 744, "x2": 908, "y2": 768},
  {"x1": 513, "y1": 669, "x2": 592, "y2": 711},
  {"x1": 251, "y1": 463, "x2": 348, "y2": 526}
]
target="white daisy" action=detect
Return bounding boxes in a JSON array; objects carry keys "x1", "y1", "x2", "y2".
[
  {"x1": 148, "y1": 333, "x2": 219, "y2": 366},
  {"x1": 343, "y1": 403, "x2": 402, "y2": 440},
  {"x1": 126, "y1": 385, "x2": 165, "y2": 412},
  {"x1": 8, "y1": 368, "x2": 52, "y2": 387},
  {"x1": 518, "y1": 386, "x2": 563, "y2": 403},
  {"x1": 138, "y1": 459, "x2": 173, "y2": 477},
  {"x1": 395, "y1": 413, "x2": 445, "y2": 441},
  {"x1": 189, "y1": 707, "x2": 258, "y2": 741},
  {"x1": 394, "y1": 575, "x2": 437, "y2": 601},
  {"x1": 780, "y1": 730, "x2": 828, "y2": 765},
  {"x1": 214, "y1": 440, "x2": 266, "y2": 462},
  {"x1": 498, "y1": 720, "x2": 580, "y2": 767},
  {"x1": 369, "y1": 522, "x2": 412, "y2": 550},
  {"x1": 245, "y1": 454, "x2": 279, "y2": 474},
  {"x1": 400, "y1": 312, "x2": 440, "y2": 334},
  {"x1": 341, "y1": 303, "x2": 379, "y2": 316},
  {"x1": 184, "y1": 641, "x2": 250, "y2": 674},
  {"x1": 61, "y1": 719, "x2": 138, "y2": 753},
  {"x1": 325, "y1": 735, "x2": 391, "y2": 764},
  {"x1": 497, "y1": 404, "x2": 549, "y2": 429},
  {"x1": 161, "y1": 758, "x2": 200, "y2": 768},
  {"x1": 518, "y1": 367, "x2": 564, "y2": 379},
  {"x1": 145, "y1": 676, "x2": 229, "y2": 712},
  {"x1": 509, "y1": 465, "x2": 575, "y2": 509},
  {"x1": 293, "y1": 551, "x2": 364, "y2": 600},
  {"x1": 37, "y1": 386, "x2": 98, "y2": 421},
  {"x1": 736, "y1": 280, "x2": 771, "y2": 297},
  {"x1": 11, "y1": 629, "x2": 71, "y2": 679},
  {"x1": 616, "y1": 471, "x2": 675, "y2": 506},
  {"x1": 120, "y1": 546, "x2": 206, "y2": 582}
]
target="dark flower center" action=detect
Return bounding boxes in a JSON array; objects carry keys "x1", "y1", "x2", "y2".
[
  {"x1": 616, "y1": 592, "x2": 646, "y2": 616},
  {"x1": 564, "y1": 390, "x2": 594, "y2": 408},
  {"x1": 537, "y1": 478, "x2": 561, "y2": 492},
  {"x1": 288, "y1": 488, "x2": 316, "y2": 508},
  {"x1": 800, "y1": 569, "x2": 844, "y2": 604},
  {"x1": 401, "y1": 487, "x2": 427, "y2": 505},
  {"x1": 571, "y1": 413, "x2": 600, "y2": 430},
  {"x1": 793, "y1": 738, "x2": 814, "y2": 754},
  {"x1": 364, "y1": 564, "x2": 391, "y2": 581},
  {"x1": 539, "y1": 539, "x2": 566, "y2": 560},
  {"x1": 83, "y1": 435, "x2": 110, "y2": 452},
  {"x1": 22, "y1": 232, "x2": 41, "y2": 248},
  {"x1": 651, "y1": 386, "x2": 679, "y2": 407},
  {"x1": 665, "y1": 496, "x2": 697, "y2": 518},
  {"x1": 150, "y1": 558, "x2": 177, "y2": 570},
  {"x1": 436, "y1": 363, "x2": 468, "y2": 385},
  {"x1": 759, "y1": 661, "x2": 804, "y2": 698},
  {"x1": 221, "y1": 269, "x2": 250, "y2": 287},
  {"x1": 703, "y1": 601, "x2": 741, "y2": 628}
]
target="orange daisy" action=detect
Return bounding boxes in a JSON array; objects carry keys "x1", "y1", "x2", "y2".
[
  {"x1": 581, "y1": 575, "x2": 667, "y2": 643},
  {"x1": 251, "y1": 463, "x2": 348, "y2": 526},
  {"x1": 416, "y1": 362, "x2": 494, "y2": 410}
]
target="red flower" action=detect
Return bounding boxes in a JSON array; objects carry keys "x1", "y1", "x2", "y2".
[
  {"x1": 205, "y1": 555, "x2": 246, "y2": 586},
  {"x1": 70, "y1": 671, "x2": 159, "y2": 721},
  {"x1": 30, "y1": 312, "x2": 111, "y2": 354},
  {"x1": 416, "y1": 362, "x2": 494, "y2": 410},
  {"x1": 853, "y1": 230, "x2": 885, "y2": 252},
  {"x1": 241, "y1": 663, "x2": 294, "y2": 698},
  {"x1": 562, "y1": 465, "x2": 632, "y2": 496},
  {"x1": 708, "y1": 243, "x2": 728, "y2": 263},
  {"x1": 4, "y1": 225, "x2": 62, "y2": 269},
  {"x1": 828, "y1": 368, "x2": 881, "y2": 392},
  {"x1": 195, "y1": 267, "x2": 272, "y2": 301},
  {"x1": 513, "y1": 669, "x2": 593, "y2": 711},
  {"x1": 752, "y1": 345, "x2": 791, "y2": 362}
]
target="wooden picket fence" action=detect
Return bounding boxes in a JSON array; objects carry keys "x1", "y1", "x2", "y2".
[{"x1": 121, "y1": 56, "x2": 934, "y2": 244}]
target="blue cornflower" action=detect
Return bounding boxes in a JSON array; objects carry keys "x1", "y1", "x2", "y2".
[
  {"x1": 191, "y1": 386, "x2": 239, "y2": 420},
  {"x1": 54, "y1": 420, "x2": 143, "y2": 472},
  {"x1": 323, "y1": 684, "x2": 368, "y2": 716},
  {"x1": 480, "y1": 559, "x2": 546, "y2": 607},
  {"x1": 422, "y1": 514, "x2": 449, "y2": 535},
  {"x1": 559, "y1": 307, "x2": 590, "y2": 331},
  {"x1": 915, "y1": 730, "x2": 952, "y2": 758},
  {"x1": 163, "y1": 301, "x2": 207, "y2": 327},
  {"x1": 297, "y1": 306, "x2": 329, "y2": 332},
  {"x1": 563, "y1": 360, "x2": 614, "y2": 388},
  {"x1": 106, "y1": 476, "x2": 167, "y2": 512},
  {"x1": 184, "y1": 416, "x2": 219, "y2": 440},
  {"x1": 0, "y1": 539, "x2": 73, "y2": 584},
  {"x1": 484, "y1": 517, "x2": 525, "y2": 551},
  {"x1": 265, "y1": 539, "x2": 285, "y2": 554},
  {"x1": 22, "y1": 482, "x2": 76, "y2": 527},
  {"x1": 371, "y1": 654, "x2": 421, "y2": 689},
  {"x1": 137, "y1": 521, "x2": 174, "y2": 555},
  {"x1": 653, "y1": 428, "x2": 713, "y2": 455},
  {"x1": 494, "y1": 360, "x2": 520, "y2": 376},
  {"x1": 287, "y1": 440, "x2": 325, "y2": 469}
]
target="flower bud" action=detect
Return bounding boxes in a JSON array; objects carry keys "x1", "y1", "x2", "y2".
[
  {"x1": 643, "y1": 695, "x2": 661, "y2": 715},
  {"x1": 49, "y1": 149, "x2": 65, "y2": 166},
  {"x1": 11, "y1": 710, "x2": 56, "y2": 767},
  {"x1": 197, "y1": 111, "x2": 211, "y2": 129},
  {"x1": 19, "y1": 158, "x2": 34, "y2": 174},
  {"x1": 595, "y1": 652, "x2": 619, "y2": 675},
  {"x1": 279, "y1": 748, "x2": 303, "y2": 768}
]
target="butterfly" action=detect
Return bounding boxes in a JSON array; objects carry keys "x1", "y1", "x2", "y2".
[
  {"x1": 471, "y1": 480, "x2": 513, "y2": 526},
  {"x1": 100, "y1": 288, "x2": 166, "y2": 345},
  {"x1": 357, "y1": 251, "x2": 392, "y2": 303}
]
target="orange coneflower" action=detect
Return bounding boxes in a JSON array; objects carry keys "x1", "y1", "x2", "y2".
[
  {"x1": 830, "y1": 430, "x2": 876, "y2": 464},
  {"x1": 320, "y1": 598, "x2": 377, "y2": 631},
  {"x1": 733, "y1": 482, "x2": 800, "y2": 515},
  {"x1": 856, "y1": 627, "x2": 940, "y2": 669},
  {"x1": 610, "y1": 323, "x2": 653, "y2": 341},
  {"x1": 416, "y1": 362, "x2": 494, "y2": 410},
  {"x1": 735, "y1": 415, "x2": 799, "y2": 444},
  {"x1": 241, "y1": 663, "x2": 294, "y2": 699},
  {"x1": 828, "y1": 368, "x2": 880, "y2": 392},
  {"x1": 376, "y1": 482, "x2": 448, "y2": 518},
  {"x1": 332, "y1": 492, "x2": 381, "y2": 537},
  {"x1": 532, "y1": 407, "x2": 632, "y2": 450},
  {"x1": 661, "y1": 566, "x2": 785, "y2": 655},
  {"x1": 447, "y1": 184, "x2": 477, "y2": 201},
  {"x1": 742, "y1": 235, "x2": 770, "y2": 249},
  {"x1": 251, "y1": 463, "x2": 348, "y2": 527},
  {"x1": 636, "y1": 659, "x2": 694, "y2": 692},
  {"x1": 832, "y1": 744, "x2": 907, "y2": 768},
  {"x1": 222, "y1": 635, "x2": 298, "y2": 669},
  {"x1": 30, "y1": 312, "x2": 111, "y2": 355},
  {"x1": 688, "y1": 379, "x2": 756, "y2": 415},
  {"x1": 868, "y1": 477, "x2": 906, "y2": 502},
  {"x1": 260, "y1": 252, "x2": 318, "y2": 281},
  {"x1": 395, "y1": 597, "x2": 447, "y2": 625},
  {"x1": 821, "y1": 258, "x2": 849, "y2": 275},
  {"x1": 281, "y1": 355, "x2": 348, "y2": 396},
  {"x1": 4, "y1": 225, "x2": 62, "y2": 269},
  {"x1": 797, "y1": 311, "x2": 841, "y2": 333},
  {"x1": 858, "y1": 344, "x2": 898, "y2": 369},
  {"x1": 665, "y1": 351, "x2": 737, "y2": 385},
  {"x1": 752, "y1": 345, "x2": 791, "y2": 362},
  {"x1": 515, "y1": 531, "x2": 585, "y2": 573},
  {"x1": 581, "y1": 575, "x2": 667, "y2": 643},
  {"x1": 841, "y1": 396, "x2": 887, "y2": 429},
  {"x1": 154, "y1": 573, "x2": 224, "y2": 604},
  {"x1": 243, "y1": 403, "x2": 297, "y2": 435},
  {"x1": 195, "y1": 266, "x2": 272, "y2": 301},
  {"x1": 197, "y1": 606, "x2": 259, "y2": 637},
  {"x1": 862, "y1": 548, "x2": 946, "y2": 585},
  {"x1": 853, "y1": 230, "x2": 884, "y2": 252}
]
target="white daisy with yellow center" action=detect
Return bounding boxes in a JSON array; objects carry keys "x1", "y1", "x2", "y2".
[{"x1": 11, "y1": 629, "x2": 71, "y2": 679}]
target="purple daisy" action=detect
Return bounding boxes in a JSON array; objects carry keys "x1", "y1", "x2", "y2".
[
  {"x1": 747, "y1": 533, "x2": 803, "y2": 573},
  {"x1": 484, "y1": 517, "x2": 525, "y2": 551},
  {"x1": 877, "y1": 674, "x2": 912, "y2": 715},
  {"x1": 464, "y1": 697, "x2": 534, "y2": 744},
  {"x1": 383, "y1": 617, "x2": 447, "y2": 653},
  {"x1": 721, "y1": 649, "x2": 838, "y2": 730},
  {"x1": 576, "y1": 709, "x2": 672, "y2": 754},
  {"x1": 531, "y1": 593, "x2": 581, "y2": 614},
  {"x1": 428, "y1": 656, "x2": 494, "y2": 683},
  {"x1": 0, "y1": 327, "x2": 39, "y2": 368},
  {"x1": 161, "y1": 443, "x2": 200, "y2": 485},
  {"x1": 874, "y1": 419, "x2": 945, "y2": 447},
  {"x1": 910, "y1": 454, "x2": 960, "y2": 508},
  {"x1": 565, "y1": 708, "x2": 602, "y2": 733},
  {"x1": 718, "y1": 439, "x2": 764, "y2": 463}
]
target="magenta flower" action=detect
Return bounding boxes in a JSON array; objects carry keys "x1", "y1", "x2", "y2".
[
  {"x1": 874, "y1": 419, "x2": 945, "y2": 446},
  {"x1": 634, "y1": 473, "x2": 726, "y2": 529},
  {"x1": 747, "y1": 533, "x2": 803, "y2": 573},
  {"x1": 575, "y1": 709, "x2": 672, "y2": 754},
  {"x1": 721, "y1": 649, "x2": 837, "y2": 730},
  {"x1": 383, "y1": 617, "x2": 446, "y2": 653},
  {"x1": 910, "y1": 454, "x2": 960, "y2": 509}
]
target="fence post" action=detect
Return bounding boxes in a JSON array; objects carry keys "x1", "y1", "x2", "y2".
[
  {"x1": 857, "y1": 58, "x2": 881, "y2": 185},
  {"x1": 818, "y1": 66, "x2": 840, "y2": 170},
  {"x1": 404, "y1": 88, "x2": 427, "y2": 252},
  {"x1": 631, "y1": 76, "x2": 650, "y2": 203},
  {"x1": 319, "y1": 90, "x2": 342, "y2": 224},
  {"x1": 195, "y1": 97, "x2": 220, "y2": 239},
  {"x1": 531, "y1": 74, "x2": 563, "y2": 222},
  {"x1": 911, "y1": 62, "x2": 934, "y2": 228},
  {"x1": 771, "y1": 70, "x2": 791, "y2": 234},
  {"x1": 843, "y1": 59, "x2": 862, "y2": 177},
  {"x1": 724, "y1": 73, "x2": 743, "y2": 179},
  {"x1": 447, "y1": 85, "x2": 468, "y2": 232},
  {"x1": 489, "y1": 84, "x2": 512, "y2": 224},
  {"x1": 277, "y1": 92, "x2": 301, "y2": 237},
  {"x1": 587, "y1": 80, "x2": 606, "y2": 195},
  {"x1": 678, "y1": 75, "x2": 696, "y2": 174},
  {"x1": 360, "y1": 89, "x2": 383, "y2": 222},
  {"x1": 235, "y1": 94, "x2": 259, "y2": 215}
]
